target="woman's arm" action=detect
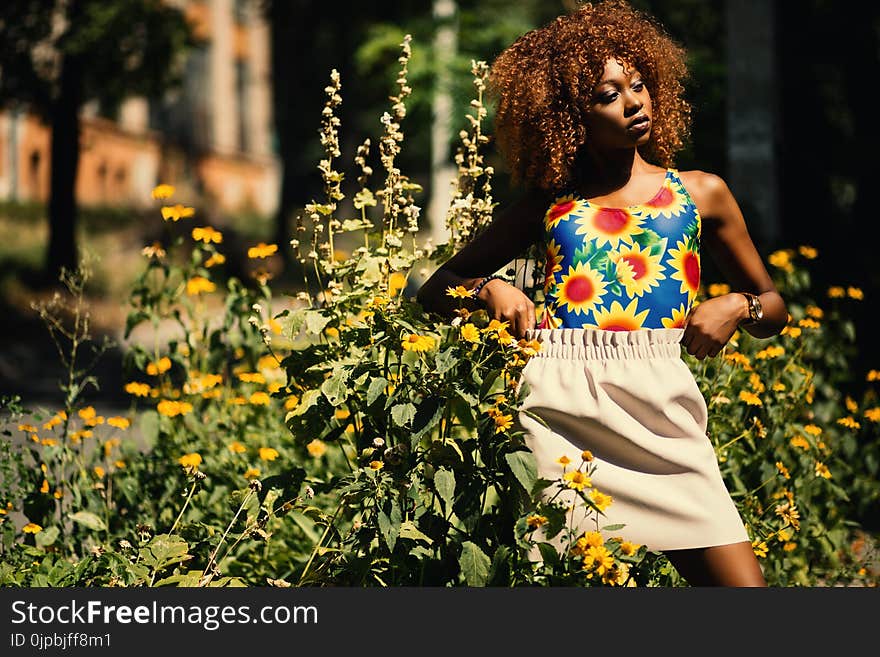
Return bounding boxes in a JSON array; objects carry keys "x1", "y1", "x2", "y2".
[
  {"x1": 680, "y1": 170, "x2": 788, "y2": 358},
  {"x1": 416, "y1": 187, "x2": 548, "y2": 336}
]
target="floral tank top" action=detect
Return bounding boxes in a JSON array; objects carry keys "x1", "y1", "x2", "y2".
[{"x1": 537, "y1": 168, "x2": 701, "y2": 331}]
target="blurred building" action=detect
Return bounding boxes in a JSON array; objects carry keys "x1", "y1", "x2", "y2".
[{"x1": 0, "y1": 0, "x2": 279, "y2": 216}]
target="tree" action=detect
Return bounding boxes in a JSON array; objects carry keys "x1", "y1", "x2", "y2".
[{"x1": 0, "y1": 0, "x2": 192, "y2": 281}]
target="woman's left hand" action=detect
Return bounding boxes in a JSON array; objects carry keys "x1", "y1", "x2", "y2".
[{"x1": 680, "y1": 294, "x2": 745, "y2": 360}]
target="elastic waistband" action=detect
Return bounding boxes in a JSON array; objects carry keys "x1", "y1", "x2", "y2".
[{"x1": 524, "y1": 327, "x2": 685, "y2": 361}]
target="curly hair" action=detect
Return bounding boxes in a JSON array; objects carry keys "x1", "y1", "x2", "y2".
[{"x1": 487, "y1": 0, "x2": 691, "y2": 193}]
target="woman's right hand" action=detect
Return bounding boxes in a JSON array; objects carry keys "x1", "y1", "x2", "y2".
[{"x1": 477, "y1": 279, "x2": 536, "y2": 339}]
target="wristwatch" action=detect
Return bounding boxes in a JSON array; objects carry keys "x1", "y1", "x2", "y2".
[{"x1": 738, "y1": 292, "x2": 763, "y2": 326}]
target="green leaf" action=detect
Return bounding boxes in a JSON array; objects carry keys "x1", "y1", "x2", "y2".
[
  {"x1": 35, "y1": 525, "x2": 60, "y2": 547},
  {"x1": 138, "y1": 410, "x2": 160, "y2": 447},
  {"x1": 321, "y1": 368, "x2": 350, "y2": 406},
  {"x1": 391, "y1": 402, "x2": 417, "y2": 427},
  {"x1": 601, "y1": 523, "x2": 626, "y2": 532},
  {"x1": 140, "y1": 534, "x2": 192, "y2": 571},
  {"x1": 504, "y1": 450, "x2": 537, "y2": 493},
  {"x1": 69, "y1": 511, "x2": 107, "y2": 532},
  {"x1": 399, "y1": 521, "x2": 433, "y2": 545},
  {"x1": 286, "y1": 388, "x2": 321, "y2": 419},
  {"x1": 434, "y1": 468, "x2": 456, "y2": 510},
  {"x1": 366, "y1": 376, "x2": 389, "y2": 407},
  {"x1": 378, "y1": 504, "x2": 402, "y2": 552},
  {"x1": 459, "y1": 541, "x2": 491, "y2": 586},
  {"x1": 304, "y1": 310, "x2": 332, "y2": 335},
  {"x1": 435, "y1": 347, "x2": 457, "y2": 374},
  {"x1": 411, "y1": 397, "x2": 443, "y2": 441}
]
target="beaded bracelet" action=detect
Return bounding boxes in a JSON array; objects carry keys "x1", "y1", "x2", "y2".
[{"x1": 471, "y1": 274, "x2": 506, "y2": 297}]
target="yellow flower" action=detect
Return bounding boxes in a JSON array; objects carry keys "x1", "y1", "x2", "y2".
[
  {"x1": 93, "y1": 466, "x2": 105, "y2": 478},
  {"x1": 369, "y1": 460, "x2": 384, "y2": 470},
  {"x1": 244, "y1": 467, "x2": 261, "y2": 480},
  {"x1": 563, "y1": 470, "x2": 591, "y2": 491},
  {"x1": 186, "y1": 276, "x2": 216, "y2": 295},
  {"x1": 798, "y1": 245, "x2": 818, "y2": 259},
  {"x1": 752, "y1": 539, "x2": 768, "y2": 558},
  {"x1": 307, "y1": 439, "x2": 327, "y2": 457},
  {"x1": 768, "y1": 249, "x2": 794, "y2": 271},
  {"x1": 749, "y1": 372, "x2": 765, "y2": 393},
  {"x1": 460, "y1": 323, "x2": 480, "y2": 343},
  {"x1": 775, "y1": 502, "x2": 801, "y2": 531},
  {"x1": 557, "y1": 455, "x2": 571, "y2": 466},
  {"x1": 259, "y1": 447, "x2": 279, "y2": 461},
  {"x1": 581, "y1": 450, "x2": 594, "y2": 462},
  {"x1": 249, "y1": 392, "x2": 271, "y2": 406},
  {"x1": 619, "y1": 540, "x2": 639, "y2": 556},
  {"x1": 125, "y1": 382, "x2": 151, "y2": 397},
  {"x1": 864, "y1": 407, "x2": 880, "y2": 423},
  {"x1": 146, "y1": 357, "x2": 172, "y2": 376},
  {"x1": 446, "y1": 285, "x2": 475, "y2": 299},
  {"x1": 18, "y1": 423, "x2": 38, "y2": 433},
  {"x1": 739, "y1": 390, "x2": 762, "y2": 406},
  {"x1": 151, "y1": 184, "x2": 175, "y2": 199},
  {"x1": 493, "y1": 413, "x2": 513, "y2": 433},
  {"x1": 815, "y1": 461, "x2": 832, "y2": 479},
  {"x1": 248, "y1": 242, "x2": 278, "y2": 259},
  {"x1": 157, "y1": 400, "x2": 193, "y2": 417},
  {"x1": 389, "y1": 272, "x2": 407, "y2": 294},
  {"x1": 191, "y1": 226, "x2": 223, "y2": 244},
  {"x1": 783, "y1": 542, "x2": 797, "y2": 552},
  {"x1": 772, "y1": 382, "x2": 786, "y2": 392},
  {"x1": 161, "y1": 204, "x2": 195, "y2": 222},
  {"x1": 40, "y1": 479, "x2": 49, "y2": 494},
  {"x1": 707, "y1": 283, "x2": 730, "y2": 296},
  {"x1": 723, "y1": 351, "x2": 751, "y2": 368},
  {"x1": 526, "y1": 515, "x2": 548, "y2": 530},
  {"x1": 798, "y1": 317, "x2": 820, "y2": 329},
  {"x1": 827, "y1": 286, "x2": 846, "y2": 298},
  {"x1": 204, "y1": 253, "x2": 226, "y2": 268},
  {"x1": 845, "y1": 396, "x2": 858, "y2": 413},
  {"x1": 847, "y1": 286, "x2": 863, "y2": 300},
  {"x1": 22, "y1": 522, "x2": 43, "y2": 534},
  {"x1": 228, "y1": 441, "x2": 246, "y2": 454},
  {"x1": 284, "y1": 396, "x2": 300, "y2": 410},
  {"x1": 804, "y1": 424, "x2": 822, "y2": 436},
  {"x1": 867, "y1": 370, "x2": 880, "y2": 382},
  {"x1": 583, "y1": 545, "x2": 615, "y2": 576},
  {"x1": 755, "y1": 345, "x2": 785, "y2": 359},
  {"x1": 482, "y1": 319, "x2": 510, "y2": 334},
  {"x1": 590, "y1": 490, "x2": 613, "y2": 511},
  {"x1": 837, "y1": 416, "x2": 860, "y2": 430},
  {"x1": 806, "y1": 305, "x2": 824, "y2": 319},
  {"x1": 401, "y1": 333, "x2": 435, "y2": 352},
  {"x1": 781, "y1": 325, "x2": 802, "y2": 338},
  {"x1": 178, "y1": 452, "x2": 202, "y2": 468},
  {"x1": 107, "y1": 416, "x2": 130, "y2": 429},
  {"x1": 775, "y1": 461, "x2": 791, "y2": 480}
]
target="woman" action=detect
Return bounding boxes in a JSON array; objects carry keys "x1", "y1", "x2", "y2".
[{"x1": 416, "y1": 0, "x2": 786, "y2": 586}]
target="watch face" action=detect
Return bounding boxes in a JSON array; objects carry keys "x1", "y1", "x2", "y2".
[{"x1": 752, "y1": 297, "x2": 763, "y2": 320}]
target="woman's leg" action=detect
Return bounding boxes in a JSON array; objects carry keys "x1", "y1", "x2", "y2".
[{"x1": 662, "y1": 541, "x2": 767, "y2": 587}]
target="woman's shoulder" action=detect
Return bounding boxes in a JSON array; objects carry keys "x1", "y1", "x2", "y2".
[{"x1": 675, "y1": 169, "x2": 735, "y2": 217}]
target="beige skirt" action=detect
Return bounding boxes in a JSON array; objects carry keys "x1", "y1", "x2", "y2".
[{"x1": 515, "y1": 327, "x2": 749, "y2": 553}]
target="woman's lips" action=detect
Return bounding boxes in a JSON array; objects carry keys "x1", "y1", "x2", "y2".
[{"x1": 628, "y1": 117, "x2": 650, "y2": 133}]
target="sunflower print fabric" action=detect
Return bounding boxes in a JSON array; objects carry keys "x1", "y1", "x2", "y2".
[{"x1": 537, "y1": 168, "x2": 701, "y2": 331}]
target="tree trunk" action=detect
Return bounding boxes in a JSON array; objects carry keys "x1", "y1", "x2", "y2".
[{"x1": 46, "y1": 52, "x2": 84, "y2": 282}]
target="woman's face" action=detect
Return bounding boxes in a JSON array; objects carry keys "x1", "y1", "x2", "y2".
[{"x1": 583, "y1": 58, "x2": 652, "y2": 151}]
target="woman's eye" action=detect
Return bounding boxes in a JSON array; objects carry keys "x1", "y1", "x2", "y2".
[
  {"x1": 632, "y1": 81, "x2": 645, "y2": 91},
  {"x1": 600, "y1": 92, "x2": 618, "y2": 102}
]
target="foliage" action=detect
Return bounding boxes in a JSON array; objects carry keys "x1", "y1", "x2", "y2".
[{"x1": 1, "y1": 36, "x2": 877, "y2": 588}]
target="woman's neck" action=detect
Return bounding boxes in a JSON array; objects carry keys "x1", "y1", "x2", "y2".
[{"x1": 571, "y1": 147, "x2": 653, "y2": 195}]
